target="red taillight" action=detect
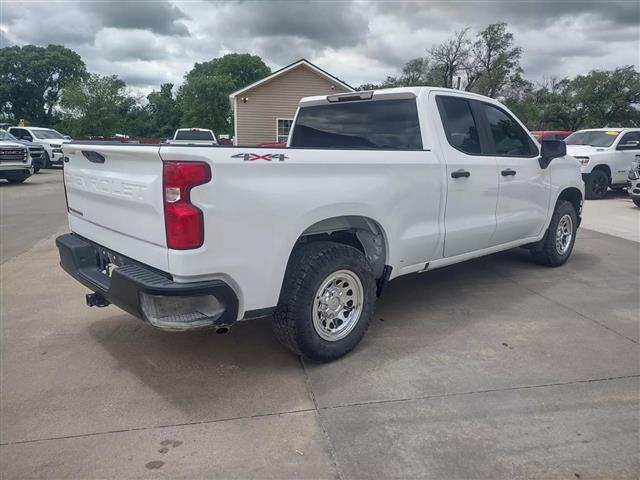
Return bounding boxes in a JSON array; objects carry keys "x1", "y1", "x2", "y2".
[{"x1": 163, "y1": 161, "x2": 211, "y2": 250}]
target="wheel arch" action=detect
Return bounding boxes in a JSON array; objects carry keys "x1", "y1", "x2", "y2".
[
  {"x1": 293, "y1": 215, "x2": 389, "y2": 281},
  {"x1": 557, "y1": 186, "x2": 583, "y2": 221}
]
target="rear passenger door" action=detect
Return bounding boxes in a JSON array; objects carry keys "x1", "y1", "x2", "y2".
[
  {"x1": 435, "y1": 95, "x2": 499, "y2": 257},
  {"x1": 479, "y1": 102, "x2": 550, "y2": 245}
]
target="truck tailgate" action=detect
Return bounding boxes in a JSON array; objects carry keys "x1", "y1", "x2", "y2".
[{"x1": 62, "y1": 143, "x2": 168, "y2": 270}]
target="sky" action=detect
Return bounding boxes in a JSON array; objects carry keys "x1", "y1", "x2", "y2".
[{"x1": 1, "y1": 0, "x2": 639, "y2": 96}]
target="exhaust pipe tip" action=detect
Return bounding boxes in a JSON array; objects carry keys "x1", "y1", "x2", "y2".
[{"x1": 215, "y1": 327, "x2": 230, "y2": 335}]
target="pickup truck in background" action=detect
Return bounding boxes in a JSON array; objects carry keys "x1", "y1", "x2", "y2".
[
  {"x1": 8, "y1": 126, "x2": 71, "y2": 168},
  {"x1": 167, "y1": 128, "x2": 218, "y2": 145},
  {"x1": 57, "y1": 87, "x2": 584, "y2": 362},
  {"x1": 0, "y1": 138, "x2": 32, "y2": 183},
  {"x1": 565, "y1": 128, "x2": 640, "y2": 199}
]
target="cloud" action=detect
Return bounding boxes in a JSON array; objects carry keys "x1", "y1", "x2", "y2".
[
  {"x1": 1, "y1": 0, "x2": 638, "y2": 93},
  {"x1": 89, "y1": 1, "x2": 190, "y2": 37}
]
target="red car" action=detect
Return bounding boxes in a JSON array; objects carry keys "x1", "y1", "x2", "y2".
[{"x1": 531, "y1": 130, "x2": 573, "y2": 142}]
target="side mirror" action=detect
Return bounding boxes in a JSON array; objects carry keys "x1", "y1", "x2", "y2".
[
  {"x1": 616, "y1": 140, "x2": 639, "y2": 151},
  {"x1": 539, "y1": 139, "x2": 566, "y2": 169}
]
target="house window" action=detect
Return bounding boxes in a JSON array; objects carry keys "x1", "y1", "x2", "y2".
[{"x1": 277, "y1": 118, "x2": 293, "y2": 143}]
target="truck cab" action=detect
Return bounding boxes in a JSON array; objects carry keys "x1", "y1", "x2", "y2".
[{"x1": 168, "y1": 128, "x2": 218, "y2": 146}]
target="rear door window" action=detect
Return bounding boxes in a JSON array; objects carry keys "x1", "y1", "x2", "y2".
[
  {"x1": 436, "y1": 96, "x2": 481, "y2": 154},
  {"x1": 290, "y1": 98, "x2": 422, "y2": 150}
]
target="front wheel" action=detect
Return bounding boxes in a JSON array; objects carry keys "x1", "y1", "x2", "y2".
[
  {"x1": 584, "y1": 170, "x2": 609, "y2": 199},
  {"x1": 272, "y1": 241, "x2": 376, "y2": 362},
  {"x1": 633, "y1": 198, "x2": 640, "y2": 208},
  {"x1": 531, "y1": 200, "x2": 577, "y2": 267},
  {"x1": 43, "y1": 151, "x2": 51, "y2": 169}
]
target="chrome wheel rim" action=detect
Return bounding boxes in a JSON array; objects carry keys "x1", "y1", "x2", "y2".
[
  {"x1": 555, "y1": 214, "x2": 573, "y2": 255},
  {"x1": 312, "y1": 269, "x2": 363, "y2": 342}
]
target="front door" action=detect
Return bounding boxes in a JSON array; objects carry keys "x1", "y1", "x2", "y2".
[
  {"x1": 434, "y1": 94, "x2": 499, "y2": 257},
  {"x1": 479, "y1": 102, "x2": 550, "y2": 245}
]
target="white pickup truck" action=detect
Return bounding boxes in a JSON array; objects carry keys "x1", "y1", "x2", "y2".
[
  {"x1": 565, "y1": 128, "x2": 640, "y2": 199},
  {"x1": 57, "y1": 87, "x2": 584, "y2": 362},
  {"x1": 167, "y1": 128, "x2": 218, "y2": 146}
]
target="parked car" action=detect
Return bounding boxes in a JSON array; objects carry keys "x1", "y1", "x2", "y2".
[
  {"x1": 565, "y1": 128, "x2": 640, "y2": 199},
  {"x1": 8, "y1": 126, "x2": 71, "y2": 168},
  {"x1": 0, "y1": 129, "x2": 45, "y2": 172},
  {"x1": 531, "y1": 130, "x2": 573, "y2": 142},
  {"x1": 628, "y1": 158, "x2": 640, "y2": 207},
  {"x1": 56, "y1": 87, "x2": 583, "y2": 362},
  {"x1": 258, "y1": 142, "x2": 287, "y2": 148},
  {"x1": 0, "y1": 137, "x2": 32, "y2": 183},
  {"x1": 167, "y1": 128, "x2": 218, "y2": 145}
]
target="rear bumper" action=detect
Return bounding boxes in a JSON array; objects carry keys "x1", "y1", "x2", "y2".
[{"x1": 56, "y1": 233, "x2": 239, "y2": 329}]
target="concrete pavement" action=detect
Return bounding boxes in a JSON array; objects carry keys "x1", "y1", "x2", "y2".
[{"x1": 1, "y1": 171, "x2": 638, "y2": 479}]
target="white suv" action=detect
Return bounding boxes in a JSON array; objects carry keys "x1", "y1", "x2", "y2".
[
  {"x1": 565, "y1": 128, "x2": 640, "y2": 199},
  {"x1": 8, "y1": 126, "x2": 71, "y2": 168}
]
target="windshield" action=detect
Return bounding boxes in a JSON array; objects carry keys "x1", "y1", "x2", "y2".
[
  {"x1": 0, "y1": 130, "x2": 18, "y2": 141},
  {"x1": 32, "y1": 129, "x2": 65, "y2": 140},
  {"x1": 175, "y1": 130, "x2": 215, "y2": 141},
  {"x1": 565, "y1": 130, "x2": 619, "y2": 147}
]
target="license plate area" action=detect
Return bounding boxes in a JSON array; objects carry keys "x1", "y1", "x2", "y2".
[{"x1": 96, "y1": 247, "x2": 128, "y2": 277}]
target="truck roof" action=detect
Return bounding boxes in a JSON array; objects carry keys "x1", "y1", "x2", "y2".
[{"x1": 298, "y1": 86, "x2": 499, "y2": 107}]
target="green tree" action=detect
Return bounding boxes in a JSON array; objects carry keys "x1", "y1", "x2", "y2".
[
  {"x1": 58, "y1": 73, "x2": 136, "y2": 136},
  {"x1": 179, "y1": 75, "x2": 237, "y2": 134},
  {"x1": 146, "y1": 83, "x2": 181, "y2": 138},
  {"x1": 0, "y1": 45, "x2": 86, "y2": 125},
  {"x1": 466, "y1": 22, "x2": 523, "y2": 97},
  {"x1": 178, "y1": 53, "x2": 270, "y2": 134}
]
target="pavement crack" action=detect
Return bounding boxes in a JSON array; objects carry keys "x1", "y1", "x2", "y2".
[
  {"x1": 0, "y1": 407, "x2": 316, "y2": 447},
  {"x1": 317, "y1": 374, "x2": 640, "y2": 412},
  {"x1": 299, "y1": 356, "x2": 345, "y2": 480}
]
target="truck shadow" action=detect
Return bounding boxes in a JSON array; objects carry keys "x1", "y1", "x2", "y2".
[{"x1": 87, "y1": 247, "x2": 601, "y2": 416}]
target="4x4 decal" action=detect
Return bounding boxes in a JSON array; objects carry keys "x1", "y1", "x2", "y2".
[{"x1": 231, "y1": 153, "x2": 288, "y2": 162}]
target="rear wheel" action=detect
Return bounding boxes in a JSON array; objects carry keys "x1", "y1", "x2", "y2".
[
  {"x1": 585, "y1": 170, "x2": 609, "y2": 199},
  {"x1": 531, "y1": 200, "x2": 577, "y2": 267},
  {"x1": 272, "y1": 241, "x2": 376, "y2": 362}
]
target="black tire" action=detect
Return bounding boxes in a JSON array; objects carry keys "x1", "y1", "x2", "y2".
[
  {"x1": 531, "y1": 200, "x2": 577, "y2": 267},
  {"x1": 43, "y1": 151, "x2": 51, "y2": 169},
  {"x1": 584, "y1": 169, "x2": 609, "y2": 199},
  {"x1": 272, "y1": 241, "x2": 376, "y2": 362},
  {"x1": 633, "y1": 198, "x2": 640, "y2": 208},
  {"x1": 33, "y1": 166, "x2": 40, "y2": 173}
]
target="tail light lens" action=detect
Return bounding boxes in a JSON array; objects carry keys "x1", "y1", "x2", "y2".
[{"x1": 163, "y1": 161, "x2": 211, "y2": 249}]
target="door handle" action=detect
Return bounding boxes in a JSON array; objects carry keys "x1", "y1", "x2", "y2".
[
  {"x1": 501, "y1": 168, "x2": 516, "y2": 176},
  {"x1": 451, "y1": 169, "x2": 470, "y2": 179}
]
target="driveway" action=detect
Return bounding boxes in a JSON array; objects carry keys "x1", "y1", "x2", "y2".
[{"x1": 1, "y1": 171, "x2": 638, "y2": 479}]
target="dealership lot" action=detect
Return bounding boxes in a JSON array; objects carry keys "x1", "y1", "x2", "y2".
[{"x1": 1, "y1": 171, "x2": 638, "y2": 478}]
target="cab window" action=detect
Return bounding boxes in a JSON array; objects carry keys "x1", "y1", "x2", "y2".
[{"x1": 481, "y1": 104, "x2": 537, "y2": 157}]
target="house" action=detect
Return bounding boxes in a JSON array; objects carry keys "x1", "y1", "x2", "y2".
[{"x1": 229, "y1": 59, "x2": 354, "y2": 145}]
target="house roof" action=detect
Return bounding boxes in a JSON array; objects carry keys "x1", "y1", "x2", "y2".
[{"x1": 228, "y1": 59, "x2": 354, "y2": 102}]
